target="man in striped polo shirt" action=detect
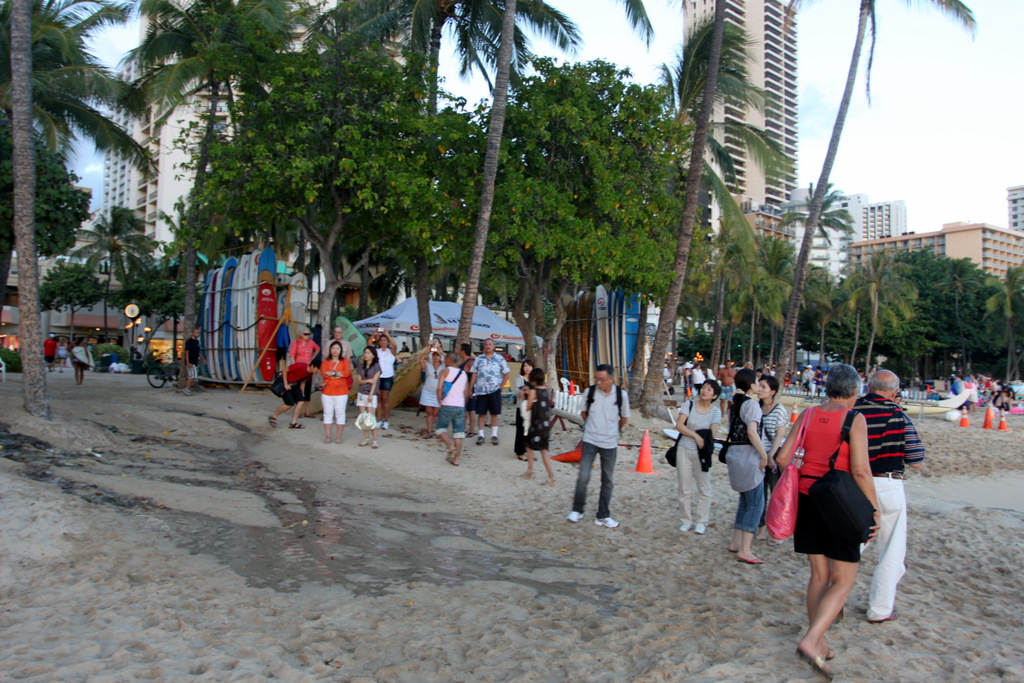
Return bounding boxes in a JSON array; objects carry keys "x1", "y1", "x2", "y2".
[{"x1": 853, "y1": 370, "x2": 926, "y2": 624}]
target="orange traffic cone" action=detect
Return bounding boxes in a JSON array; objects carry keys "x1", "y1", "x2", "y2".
[
  {"x1": 552, "y1": 441, "x2": 583, "y2": 463},
  {"x1": 983, "y1": 405, "x2": 995, "y2": 430},
  {"x1": 568, "y1": 382, "x2": 577, "y2": 396},
  {"x1": 959, "y1": 406, "x2": 970, "y2": 428},
  {"x1": 790, "y1": 404, "x2": 799, "y2": 424},
  {"x1": 998, "y1": 410, "x2": 1010, "y2": 432},
  {"x1": 634, "y1": 430, "x2": 659, "y2": 475},
  {"x1": 686, "y1": 386, "x2": 692, "y2": 397}
]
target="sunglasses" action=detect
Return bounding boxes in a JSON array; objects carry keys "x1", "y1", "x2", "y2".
[{"x1": 302, "y1": 333, "x2": 311, "y2": 337}]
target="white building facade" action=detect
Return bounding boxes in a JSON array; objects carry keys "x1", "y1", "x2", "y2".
[
  {"x1": 1008, "y1": 185, "x2": 1024, "y2": 231},
  {"x1": 685, "y1": 0, "x2": 799, "y2": 211}
]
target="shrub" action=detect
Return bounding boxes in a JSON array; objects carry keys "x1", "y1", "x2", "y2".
[
  {"x1": 93, "y1": 343, "x2": 130, "y2": 363},
  {"x1": 0, "y1": 347, "x2": 22, "y2": 372}
]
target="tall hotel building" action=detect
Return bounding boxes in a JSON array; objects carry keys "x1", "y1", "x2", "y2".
[
  {"x1": 1008, "y1": 185, "x2": 1024, "y2": 231},
  {"x1": 684, "y1": 0, "x2": 799, "y2": 211}
]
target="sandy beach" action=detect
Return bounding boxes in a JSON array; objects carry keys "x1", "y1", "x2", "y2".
[{"x1": 1, "y1": 372, "x2": 1022, "y2": 682}]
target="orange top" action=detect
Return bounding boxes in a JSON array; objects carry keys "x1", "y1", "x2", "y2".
[
  {"x1": 798, "y1": 408, "x2": 851, "y2": 495},
  {"x1": 321, "y1": 359, "x2": 351, "y2": 396}
]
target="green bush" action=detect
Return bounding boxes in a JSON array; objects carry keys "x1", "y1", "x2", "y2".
[
  {"x1": 0, "y1": 347, "x2": 22, "y2": 372},
  {"x1": 93, "y1": 343, "x2": 130, "y2": 363}
]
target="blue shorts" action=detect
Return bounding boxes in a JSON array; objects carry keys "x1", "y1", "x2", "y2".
[
  {"x1": 720, "y1": 385, "x2": 735, "y2": 401},
  {"x1": 379, "y1": 376, "x2": 394, "y2": 391},
  {"x1": 436, "y1": 406, "x2": 466, "y2": 438}
]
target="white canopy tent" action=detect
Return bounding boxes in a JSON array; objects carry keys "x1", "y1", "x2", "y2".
[{"x1": 354, "y1": 298, "x2": 526, "y2": 344}]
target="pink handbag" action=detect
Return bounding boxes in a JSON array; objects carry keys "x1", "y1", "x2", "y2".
[{"x1": 766, "y1": 407, "x2": 813, "y2": 541}]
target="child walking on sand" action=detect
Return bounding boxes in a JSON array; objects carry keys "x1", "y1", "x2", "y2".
[{"x1": 523, "y1": 368, "x2": 556, "y2": 486}]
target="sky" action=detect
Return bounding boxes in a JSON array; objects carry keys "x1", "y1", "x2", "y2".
[{"x1": 75, "y1": 0, "x2": 1022, "y2": 235}]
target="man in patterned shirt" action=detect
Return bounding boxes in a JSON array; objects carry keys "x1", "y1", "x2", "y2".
[
  {"x1": 853, "y1": 369, "x2": 926, "y2": 624},
  {"x1": 467, "y1": 339, "x2": 510, "y2": 446}
]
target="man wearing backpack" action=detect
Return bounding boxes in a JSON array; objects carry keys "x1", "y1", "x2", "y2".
[{"x1": 567, "y1": 364, "x2": 630, "y2": 528}]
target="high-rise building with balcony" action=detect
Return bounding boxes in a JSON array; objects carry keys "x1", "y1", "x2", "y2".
[
  {"x1": 684, "y1": 0, "x2": 799, "y2": 211},
  {"x1": 862, "y1": 199, "x2": 907, "y2": 240},
  {"x1": 1008, "y1": 185, "x2": 1024, "y2": 231}
]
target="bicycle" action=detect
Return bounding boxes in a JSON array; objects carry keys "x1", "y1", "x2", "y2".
[{"x1": 147, "y1": 362, "x2": 180, "y2": 388}]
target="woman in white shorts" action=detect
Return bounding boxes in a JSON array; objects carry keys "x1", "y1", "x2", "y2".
[
  {"x1": 356, "y1": 347, "x2": 381, "y2": 448},
  {"x1": 419, "y1": 339, "x2": 443, "y2": 437},
  {"x1": 321, "y1": 341, "x2": 352, "y2": 444}
]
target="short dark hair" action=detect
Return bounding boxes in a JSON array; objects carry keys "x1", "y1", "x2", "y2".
[
  {"x1": 734, "y1": 368, "x2": 757, "y2": 393},
  {"x1": 460, "y1": 342, "x2": 472, "y2": 355},
  {"x1": 699, "y1": 379, "x2": 721, "y2": 398},
  {"x1": 759, "y1": 374, "x2": 780, "y2": 396},
  {"x1": 528, "y1": 367, "x2": 545, "y2": 385},
  {"x1": 595, "y1": 363, "x2": 614, "y2": 377}
]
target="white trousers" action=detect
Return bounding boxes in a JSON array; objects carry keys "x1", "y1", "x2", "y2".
[
  {"x1": 676, "y1": 446, "x2": 712, "y2": 526},
  {"x1": 867, "y1": 476, "x2": 907, "y2": 620},
  {"x1": 322, "y1": 394, "x2": 349, "y2": 425}
]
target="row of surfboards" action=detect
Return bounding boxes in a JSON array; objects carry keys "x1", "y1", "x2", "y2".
[
  {"x1": 200, "y1": 247, "x2": 307, "y2": 383},
  {"x1": 558, "y1": 286, "x2": 642, "y2": 389}
]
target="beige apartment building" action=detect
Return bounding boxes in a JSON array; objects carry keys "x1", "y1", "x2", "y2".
[
  {"x1": 848, "y1": 222, "x2": 1024, "y2": 278},
  {"x1": 685, "y1": 0, "x2": 799, "y2": 211}
]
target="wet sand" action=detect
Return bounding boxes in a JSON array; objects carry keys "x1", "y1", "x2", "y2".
[{"x1": 1, "y1": 372, "x2": 1023, "y2": 681}]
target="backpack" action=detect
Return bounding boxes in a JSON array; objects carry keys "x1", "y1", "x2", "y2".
[{"x1": 585, "y1": 383, "x2": 624, "y2": 418}]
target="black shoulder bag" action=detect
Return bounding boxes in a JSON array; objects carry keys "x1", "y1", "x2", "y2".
[{"x1": 807, "y1": 410, "x2": 876, "y2": 543}]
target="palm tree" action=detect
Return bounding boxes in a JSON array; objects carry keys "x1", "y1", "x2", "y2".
[
  {"x1": 1, "y1": 0, "x2": 148, "y2": 166},
  {"x1": 755, "y1": 234, "x2": 794, "y2": 364},
  {"x1": 73, "y1": 206, "x2": 157, "y2": 338},
  {"x1": 8, "y1": 0, "x2": 49, "y2": 417},
  {"x1": 985, "y1": 267, "x2": 1024, "y2": 381},
  {"x1": 130, "y1": 0, "x2": 294, "y2": 386},
  {"x1": 941, "y1": 257, "x2": 982, "y2": 371},
  {"x1": 803, "y1": 266, "x2": 836, "y2": 366},
  {"x1": 639, "y1": 0, "x2": 726, "y2": 418},
  {"x1": 659, "y1": 14, "x2": 788, "y2": 226},
  {"x1": 777, "y1": 0, "x2": 975, "y2": 372},
  {"x1": 847, "y1": 251, "x2": 917, "y2": 374}
]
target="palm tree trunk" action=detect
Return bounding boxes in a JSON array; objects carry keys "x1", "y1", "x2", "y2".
[
  {"x1": 954, "y1": 292, "x2": 967, "y2": 368},
  {"x1": 747, "y1": 307, "x2": 755, "y2": 366},
  {"x1": 457, "y1": 0, "x2": 517, "y2": 343},
  {"x1": 779, "y1": 0, "x2": 871, "y2": 373},
  {"x1": 1007, "y1": 322, "x2": 1015, "y2": 380},
  {"x1": 711, "y1": 276, "x2": 724, "y2": 369},
  {"x1": 10, "y1": 0, "x2": 51, "y2": 418},
  {"x1": 414, "y1": 255, "x2": 432, "y2": 346},
  {"x1": 819, "y1": 320, "x2": 826, "y2": 366},
  {"x1": 177, "y1": 79, "x2": 220, "y2": 389},
  {"x1": 640, "y1": 0, "x2": 727, "y2": 419},
  {"x1": 359, "y1": 258, "x2": 369, "y2": 317},
  {"x1": 850, "y1": 309, "x2": 861, "y2": 369},
  {"x1": 103, "y1": 272, "x2": 112, "y2": 340},
  {"x1": 865, "y1": 297, "x2": 879, "y2": 375}
]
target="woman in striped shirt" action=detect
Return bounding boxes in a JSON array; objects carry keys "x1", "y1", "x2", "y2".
[{"x1": 756, "y1": 375, "x2": 789, "y2": 544}]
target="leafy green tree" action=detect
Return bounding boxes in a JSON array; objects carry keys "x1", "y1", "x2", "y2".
[
  {"x1": 847, "y1": 251, "x2": 917, "y2": 373},
  {"x1": 986, "y1": 267, "x2": 1024, "y2": 381},
  {"x1": 778, "y1": 0, "x2": 975, "y2": 372},
  {"x1": 0, "y1": 132, "x2": 91, "y2": 290},
  {"x1": 72, "y1": 206, "x2": 157, "y2": 337},
  {"x1": 488, "y1": 58, "x2": 683, "y2": 373},
  {"x1": 198, "y1": 45, "x2": 479, "y2": 332},
  {"x1": 942, "y1": 257, "x2": 983, "y2": 368},
  {"x1": 109, "y1": 265, "x2": 184, "y2": 353},
  {"x1": 40, "y1": 261, "x2": 104, "y2": 339}
]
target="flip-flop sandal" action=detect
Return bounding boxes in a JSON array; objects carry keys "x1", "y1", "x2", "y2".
[
  {"x1": 517, "y1": 454, "x2": 528, "y2": 461},
  {"x1": 540, "y1": 480, "x2": 556, "y2": 487},
  {"x1": 737, "y1": 557, "x2": 765, "y2": 564},
  {"x1": 767, "y1": 538, "x2": 785, "y2": 547},
  {"x1": 796, "y1": 648, "x2": 835, "y2": 680},
  {"x1": 289, "y1": 423, "x2": 305, "y2": 429},
  {"x1": 268, "y1": 416, "x2": 277, "y2": 428}
]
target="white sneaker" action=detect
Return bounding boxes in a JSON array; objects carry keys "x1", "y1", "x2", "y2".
[
  {"x1": 694, "y1": 523, "x2": 707, "y2": 535},
  {"x1": 595, "y1": 517, "x2": 619, "y2": 528},
  {"x1": 679, "y1": 523, "x2": 692, "y2": 532},
  {"x1": 566, "y1": 511, "x2": 583, "y2": 523},
  {"x1": 381, "y1": 421, "x2": 389, "y2": 430}
]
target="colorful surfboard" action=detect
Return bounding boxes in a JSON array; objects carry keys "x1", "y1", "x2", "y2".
[{"x1": 256, "y1": 248, "x2": 278, "y2": 381}]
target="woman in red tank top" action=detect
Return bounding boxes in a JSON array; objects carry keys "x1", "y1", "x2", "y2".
[{"x1": 775, "y1": 363, "x2": 879, "y2": 679}]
